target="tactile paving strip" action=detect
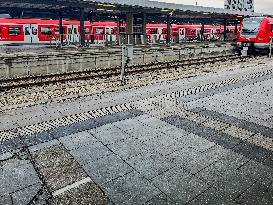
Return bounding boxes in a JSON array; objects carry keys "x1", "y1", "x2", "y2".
[
  {"x1": 0, "y1": 103, "x2": 132, "y2": 142},
  {"x1": 1, "y1": 67, "x2": 273, "y2": 143}
]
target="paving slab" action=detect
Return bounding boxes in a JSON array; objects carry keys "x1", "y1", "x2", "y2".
[
  {"x1": 263, "y1": 155, "x2": 273, "y2": 168},
  {"x1": 12, "y1": 183, "x2": 42, "y2": 205},
  {"x1": 136, "y1": 115, "x2": 171, "y2": 129},
  {"x1": 31, "y1": 144, "x2": 87, "y2": 192},
  {"x1": 162, "y1": 115, "x2": 242, "y2": 149},
  {"x1": 142, "y1": 133, "x2": 184, "y2": 156},
  {"x1": 101, "y1": 171, "x2": 160, "y2": 205},
  {"x1": 83, "y1": 153, "x2": 133, "y2": 185},
  {"x1": 127, "y1": 151, "x2": 174, "y2": 179},
  {"x1": 70, "y1": 141, "x2": 112, "y2": 165},
  {"x1": 127, "y1": 127, "x2": 165, "y2": 143},
  {"x1": 112, "y1": 117, "x2": 148, "y2": 133},
  {"x1": 166, "y1": 147, "x2": 215, "y2": 175},
  {"x1": 203, "y1": 145, "x2": 249, "y2": 167},
  {"x1": 187, "y1": 187, "x2": 237, "y2": 205},
  {"x1": 89, "y1": 125, "x2": 131, "y2": 145},
  {"x1": 238, "y1": 160, "x2": 273, "y2": 185},
  {"x1": 0, "y1": 195, "x2": 12, "y2": 205},
  {"x1": 151, "y1": 166, "x2": 210, "y2": 204},
  {"x1": 159, "y1": 126, "x2": 191, "y2": 139},
  {"x1": 52, "y1": 181, "x2": 109, "y2": 205},
  {"x1": 144, "y1": 193, "x2": 176, "y2": 205},
  {"x1": 0, "y1": 159, "x2": 40, "y2": 196},
  {"x1": 196, "y1": 163, "x2": 256, "y2": 200},
  {"x1": 232, "y1": 141, "x2": 272, "y2": 162},
  {"x1": 59, "y1": 131, "x2": 98, "y2": 150},
  {"x1": 107, "y1": 137, "x2": 149, "y2": 160},
  {"x1": 175, "y1": 132, "x2": 216, "y2": 152},
  {"x1": 236, "y1": 181, "x2": 273, "y2": 205}
]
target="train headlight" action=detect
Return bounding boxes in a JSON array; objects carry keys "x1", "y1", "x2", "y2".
[{"x1": 257, "y1": 37, "x2": 264, "y2": 41}]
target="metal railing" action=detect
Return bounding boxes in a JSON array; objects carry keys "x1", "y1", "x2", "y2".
[
  {"x1": 48, "y1": 33, "x2": 235, "y2": 47},
  {"x1": 269, "y1": 37, "x2": 273, "y2": 58}
]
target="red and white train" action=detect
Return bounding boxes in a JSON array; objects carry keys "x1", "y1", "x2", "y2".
[
  {"x1": 237, "y1": 17, "x2": 273, "y2": 51},
  {"x1": 0, "y1": 18, "x2": 236, "y2": 45}
]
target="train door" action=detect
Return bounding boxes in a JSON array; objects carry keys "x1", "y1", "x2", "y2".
[
  {"x1": 95, "y1": 27, "x2": 105, "y2": 44},
  {"x1": 67, "y1": 25, "x2": 79, "y2": 44},
  {"x1": 211, "y1": 28, "x2": 216, "y2": 40},
  {"x1": 179, "y1": 28, "x2": 185, "y2": 41},
  {"x1": 158, "y1": 28, "x2": 162, "y2": 42},
  {"x1": 196, "y1": 28, "x2": 201, "y2": 40},
  {"x1": 105, "y1": 27, "x2": 115, "y2": 43},
  {"x1": 24, "y1": 24, "x2": 39, "y2": 44}
]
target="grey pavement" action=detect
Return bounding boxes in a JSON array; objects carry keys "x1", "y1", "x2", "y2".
[{"x1": 1, "y1": 59, "x2": 273, "y2": 204}]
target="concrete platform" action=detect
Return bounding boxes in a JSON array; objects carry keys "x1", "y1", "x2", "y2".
[
  {"x1": 0, "y1": 43, "x2": 235, "y2": 79},
  {"x1": 1, "y1": 58, "x2": 273, "y2": 204}
]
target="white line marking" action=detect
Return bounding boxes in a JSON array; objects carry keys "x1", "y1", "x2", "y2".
[{"x1": 52, "y1": 177, "x2": 92, "y2": 197}]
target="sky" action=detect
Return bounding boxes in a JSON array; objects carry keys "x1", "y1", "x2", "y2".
[{"x1": 151, "y1": 0, "x2": 273, "y2": 14}]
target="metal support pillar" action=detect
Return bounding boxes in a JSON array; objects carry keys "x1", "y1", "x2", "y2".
[
  {"x1": 201, "y1": 21, "x2": 205, "y2": 41},
  {"x1": 234, "y1": 22, "x2": 238, "y2": 40},
  {"x1": 117, "y1": 17, "x2": 121, "y2": 45},
  {"x1": 126, "y1": 13, "x2": 133, "y2": 44},
  {"x1": 80, "y1": 8, "x2": 85, "y2": 47},
  {"x1": 142, "y1": 13, "x2": 147, "y2": 44},
  {"x1": 223, "y1": 18, "x2": 227, "y2": 41},
  {"x1": 59, "y1": 11, "x2": 63, "y2": 46},
  {"x1": 269, "y1": 37, "x2": 272, "y2": 58},
  {"x1": 166, "y1": 15, "x2": 171, "y2": 45}
]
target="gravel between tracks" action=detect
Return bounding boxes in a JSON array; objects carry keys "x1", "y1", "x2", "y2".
[{"x1": 0, "y1": 56, "x2": 269, "y2": 111}]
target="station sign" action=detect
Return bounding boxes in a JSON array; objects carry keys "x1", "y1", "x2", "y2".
[{"x1": 224, "y1": 0, "x2": 254, "y2": 12}]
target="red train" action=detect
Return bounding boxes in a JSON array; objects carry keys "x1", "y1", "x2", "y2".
[
  {"x1": 237, "y1": 17, "x2": 273, "y2": 52},
  {"x1": 0, "y1": 18, "x2": 236, "y2": 45}
]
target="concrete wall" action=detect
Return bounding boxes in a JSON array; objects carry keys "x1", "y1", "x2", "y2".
[{"x1": 0, "y1": 43, "x2": 236, "y2": 80}]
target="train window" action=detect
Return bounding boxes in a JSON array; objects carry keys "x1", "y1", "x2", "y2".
[
  {"x1": 54, "y1": 28, "x2": 59, "y2": 34},
  {"x1": 96, "y1": 28, "x2": 104, "y2": 35},
  {"x1": 150, "y1": 28, "x2": 157, "y2": 34},
  {"x1": 105, "y1": 28, "x2": 114, "y2": 34},
  {"x1": 25, "y1": 27, "x2": 30, "y2": 35},
  {"x1": 9, "y1": 27, "x2": 21, "y2": 36},
  {"x1": 41, "y1": 27, "x2": 52, "y2": 35},
  {"x1": 32, "y1": 27, "x2": 38, "y2": 35},
  {"x1": 74, "y1": 28, "x2": 77, "y2": 34},
  {"x1": 133, "y1": 26, "x2": 142, "y2": 34},
  {"x1": 68, "y1": 28, "x2": 72, "y2": 34},
  {"x1": 186, "y1": 28, "x2": 191, "y2": 35},
  {"x1": 84, "y1": 28, "x2": 90, "y2": 34},
  {"x1": 120, "y1": 27, "x2": 125, "y2": 34}
]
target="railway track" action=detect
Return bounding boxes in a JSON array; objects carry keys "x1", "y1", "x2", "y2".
[
  {"x1": 0, "y1": 54, "x2": 241, "y2": 91},
  {"x1": 1, "y1": 61, "x2": 272, "y2": 141}
]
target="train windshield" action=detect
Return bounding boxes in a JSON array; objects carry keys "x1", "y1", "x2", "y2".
[{"x1": 241, "y1": 18, "x2": 263, "y2": 35}]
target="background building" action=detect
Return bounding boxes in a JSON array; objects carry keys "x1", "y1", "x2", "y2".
[{"x1": 224, "y1": 0, "x2": 254, "y2": 12}]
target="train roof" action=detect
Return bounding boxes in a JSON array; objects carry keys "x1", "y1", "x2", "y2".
[
  {"x1": 91, "y1": 21, "x2": 118, "y2": 26},
  {"x1": 0, "y1": 18, "x2": 236, "y2": 29},
  {"x1": 0, "y1": 18, "x2": 91, "y2": 25}
]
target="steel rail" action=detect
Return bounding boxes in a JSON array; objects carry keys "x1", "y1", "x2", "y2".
[{"x1": 0, "y1": 54, "x2": 242, "y2": 91}]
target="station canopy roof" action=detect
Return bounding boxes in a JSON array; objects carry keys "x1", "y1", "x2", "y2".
[{"x1": 0, "y1": 0, "x2": 265, "y2": 19}]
